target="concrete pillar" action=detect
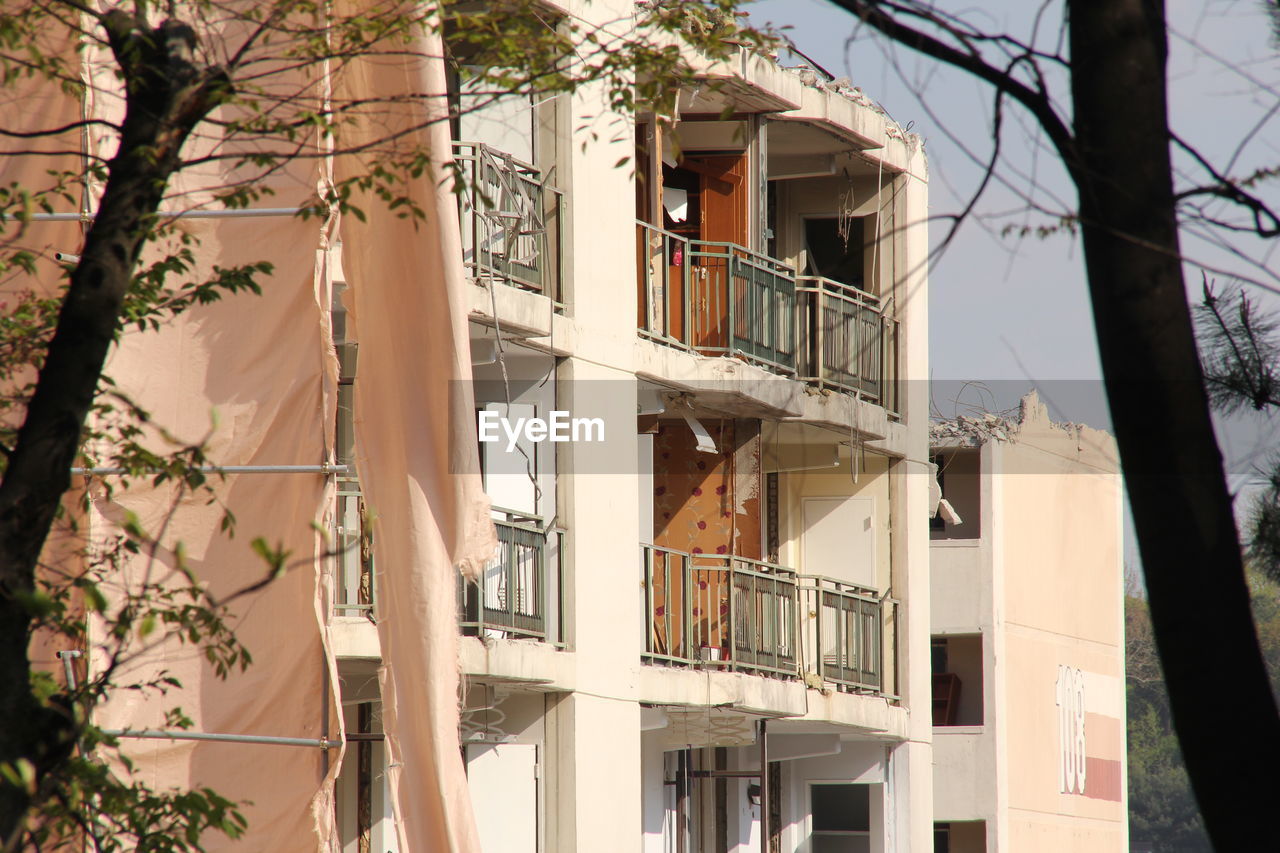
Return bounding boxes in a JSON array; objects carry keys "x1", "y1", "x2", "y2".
[{"x1": 895, "y1": 151, "x2": 934, "y2": 853}]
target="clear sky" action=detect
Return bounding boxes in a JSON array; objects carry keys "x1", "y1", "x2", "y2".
[{"x1": 743, "y1": 0, "x2": 1280, "y2": 571}]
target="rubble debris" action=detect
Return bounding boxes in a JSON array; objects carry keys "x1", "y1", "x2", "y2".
[{"x1": 930, "y1": 390, "x2": 1087, "y2": 446}]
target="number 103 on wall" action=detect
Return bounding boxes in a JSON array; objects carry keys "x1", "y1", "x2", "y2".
[{"x1": 1056, "y1": 665, "x2": 1087, "y2": 795}]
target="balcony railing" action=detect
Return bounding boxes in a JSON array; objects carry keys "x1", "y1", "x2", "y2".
[
  {"x1": 641, "y1": 545, "x2": 896, "y2": 695},
  {"x1": 455, "y1": 142, "x2": 563, "y2": 298},
  {"x1": 798, "y1": 576, "x2": 891, "y2": 693},
  {"x1": 636, "y1": 222, "x2": 797, "y2": 375},
  {"x1": 642, "y1": 546, "x2": 799, "y2": 677},
  {"x1": 796, "y1": 276, "x2": 901, "y2": 412},
  {"x1": 333, "y1": 475, "x2": 374, "y2": 616},
  {"x1": 636, "y1": 229, "x2": 901, "y2": 409},
  {"x1": 459, "y1": 509, "x2": 563, "y2": 643},
  {"x1": 333, "y1": 487, "x2": 564, "y2": 647}
]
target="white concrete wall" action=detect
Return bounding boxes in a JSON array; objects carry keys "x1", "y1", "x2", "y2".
[
  {"x1": 932, "y1": 730, "x2": 997, "y2": 822},
  {"x1": 893, "y1": 157, "x2": 933, "y2": 853},
  {"x1": 930, "y1": 542, "x2": 985, "y2": 632},
  {"x1": 552, "y1": 3, "x2": 648, "y2": 847}
]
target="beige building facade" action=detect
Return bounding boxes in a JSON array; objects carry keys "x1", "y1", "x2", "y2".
[
  {"x1": 930, "y1": 393, "x2": 1127, "y2": 853},
  {"x1": 333, "y1": 1, "x2": 936, "y2": 850}
]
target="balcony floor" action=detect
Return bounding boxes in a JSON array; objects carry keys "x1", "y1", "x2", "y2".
[
  {"x1": 459, "y1": 636, "x2": 575, "y2": 690},
  {"x1": 636, "y1": 662, "x2": 908, "y2": 739}
]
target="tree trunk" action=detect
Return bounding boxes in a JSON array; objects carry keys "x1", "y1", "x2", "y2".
[
  {"x1": 1069, "y1": 1, "x2": 1280, "y2": 846},
  {"x1": 0, "y1": 13, "x2": 226, "y2": 841}
]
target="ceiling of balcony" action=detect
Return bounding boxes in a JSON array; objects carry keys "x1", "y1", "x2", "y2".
[
  {"x1": 678, "y1": 76, "x2": 801, "y2": 115},
  {"x1": 767, "y1": 122, "x2": 885, "y2": 179}
]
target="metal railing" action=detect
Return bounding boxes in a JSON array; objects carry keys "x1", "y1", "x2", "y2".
[
  {"x1": 455, "y1": 142, "x2": 563, "y2": 298},
  {"x1": 642, "y1": 546, "x2": 798, "y2": 677},
  {"x1": 636, "y1": 222, "x2": 797, "y2": 375},
  {"x1": 641, "y1": 546, "x2": 896, "y2": 695},
  {"x1": 459, "y1": 509, "x2": 563, "y2": 643},
  {"x1": 333, "y1": 476, "x2": 374, "y2": 616},
  {"x1": 796, "y1": 276, "x2": 900, "y2": 412},
  {"x1": 797, "y1": 576, "x2": 889, "y2": 693},
  {"x1": 636, "y1": 221, "x2": 691, "y2": 343}
]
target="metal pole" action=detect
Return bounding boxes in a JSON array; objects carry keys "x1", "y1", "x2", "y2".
[
  {"x1": 71, "y1": 463, "x2": 350, "y2": 476},
  {"x1": 12, "y1": 207, "x2": 308, "y2": 222},
  {"x1": 57, "y1": 649, "x2": 81, "y2": 690},
  {"x1": 103, "y1": 729, "x2": 344, "y2": 749},
  {"x1": 57, "y1": 651, "x2": 85, "y2": 757},
  {"x1": 676, "y1": 748, "x2": 688, "y2": 853},
  {"x1": 759, "y1": 719, "x2": 769, "y2": 853},
  {"x1": 321, "y1": 649, "x2": 331, "y2": 777}
]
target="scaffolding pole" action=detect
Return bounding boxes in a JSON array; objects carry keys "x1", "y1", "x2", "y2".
[
  {"x1": 71, "y1": 463, "x2": 350, "y2": 476},
  {"x1": 10, "y1": 207, "x2": 308, "y2": 223},
  {"x1": 103, "y1": 729, "x2": 346, "y2": 749}
]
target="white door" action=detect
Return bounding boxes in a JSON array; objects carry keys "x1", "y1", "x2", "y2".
[
  {"x1": 465, "y1": 743, "x2": 539, "y2": 853},
  {"x1": 802, "y1": 496, "x2": 876, "y2": 589}
]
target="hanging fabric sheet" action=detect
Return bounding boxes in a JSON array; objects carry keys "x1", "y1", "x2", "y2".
[{"x1": 333, "y1": 2, "x2": 498, "y2": 851}]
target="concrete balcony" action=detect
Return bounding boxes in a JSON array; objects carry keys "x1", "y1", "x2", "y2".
[
  {"x1": 636, "y1": 666, "x2": 909, "y2": 741},
  {"x1": 458, "y1": 512, "x2": 564, "y2": 645},
  {"x1": 455, "y1": 141, "x2": 563, "y2": 301},
  {"x1": 640, "y1": 545, "x2": 900, "y2": 722},
  {"x1": 332, "y1": 501, "x2": 569, "y2": 687},
  {"x1": 634, "y1": 223, "x2": 902, "y2": 436},
  {"x1": 458, "y1": 636, "x2": 575, "y2": 691}
]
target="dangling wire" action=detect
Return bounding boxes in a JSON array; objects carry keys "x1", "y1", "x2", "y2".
[{"x1": 836, "y1": 167, "x2": 857, "y2": 251}]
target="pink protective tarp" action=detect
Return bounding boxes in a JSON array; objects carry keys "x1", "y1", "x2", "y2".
[
  {"x1": 333, "y1": 4, "x2": 497, "y2": 851},
  {"x1": 5, "y1": 2, "x2": 493, "y2": 848},
  {"x1": 2, "y1": 15, "x2": 340, "y2": 850},
  {"x1": 88, "y1": 210, "x2": 341, "y2": 851},
  {"x1": 73, "y1": 7, "x2": 343, "y2": 851}
]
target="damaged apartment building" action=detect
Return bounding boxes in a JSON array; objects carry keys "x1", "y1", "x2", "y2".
[
  {"x1": 331, "y1": 2, "x2": 932, "y2": 851},
  {"x1": 929, "y1": 393, "x2": 1127, "y2": 852},
  {"x1": 9, "y1": 0, "x2": 1132, "y2": 850}
]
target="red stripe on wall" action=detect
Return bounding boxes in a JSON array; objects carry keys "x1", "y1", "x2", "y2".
[{"x1": 1084, "y1": 757, "x2": 1122, "y2": 801}]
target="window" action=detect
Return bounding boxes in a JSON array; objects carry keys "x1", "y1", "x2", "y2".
[
  {"x1": 929, "y1": 454, "x2": 945, "y2": 532},
  {"x1": 810, "y1": 783, "x2": 870, "y2": 853},
  {"x1": 929, "y1": 449, "x2": 980, "y2": 540},
  {"x1": 936, "y1": 820, "x2": 986, "y2": 853},
  {"x1": 931, "y1": 635, "x2": 984, "y2": 726}
]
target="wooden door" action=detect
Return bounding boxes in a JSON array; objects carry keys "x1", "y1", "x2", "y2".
[
  {"x1": 694, "y1": 154, "x2": 748, "y2": 246},
  {"x1": 687, "y1": 154, "x2": 748, "y2": 351}
]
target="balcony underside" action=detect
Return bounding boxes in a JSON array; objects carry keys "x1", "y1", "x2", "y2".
[
  {"x1": 458, "y1": 636, "x2": 575, "y2": 691},
  {"x1": 638, "y1": 666, "x2": 908, "y2": 740},
  {"x1": 634, "y1": 338, "x2": 897, "y2": 444},
  {"x1": 333, "y1": 618, "x2": 575, "y2": 691}
]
